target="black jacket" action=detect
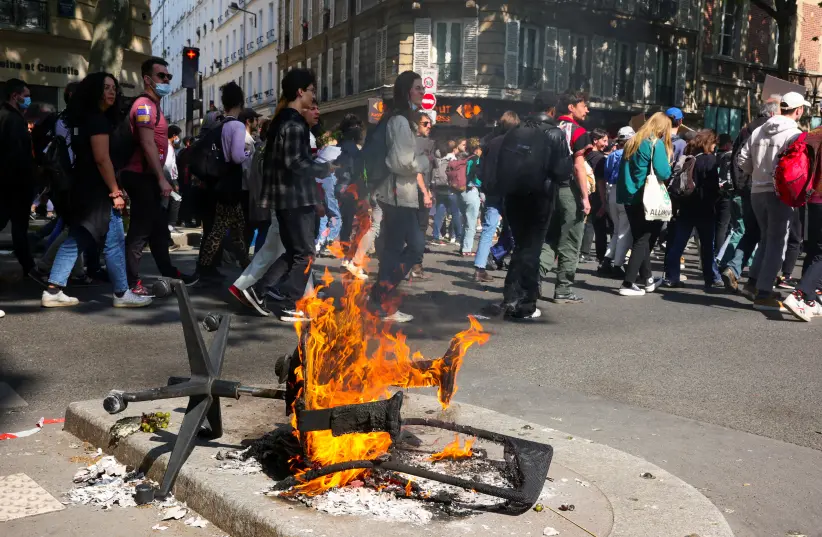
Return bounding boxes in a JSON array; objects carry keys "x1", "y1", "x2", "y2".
[
  {"x1": 0, "y1": 102, "x2": 34, "y2": 186},
  {"x1": 534, "y1": 113, "x2": 573, "y2": 191}
]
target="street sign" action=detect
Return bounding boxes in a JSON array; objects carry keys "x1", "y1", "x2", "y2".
[
  {"x1": 420, "y1": 67, "x2": 438, "y2": 94},
  {"x1": 368, "y1": 98, "x2": 384, "y2": 124},
  {"x1": 421, "y1": 93, "x2": 437, "y2": 111}
]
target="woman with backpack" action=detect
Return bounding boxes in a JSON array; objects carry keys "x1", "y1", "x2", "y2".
[
  {"x1": 662, "y1": 130, "x2": 724, "y2": 290},
  {"x1": 368, "y1": 70, "x2": 430, "y2": 323},
  {"x1": 40, "y1": 72, "x2": 151, "y2": 308},
  {"x1": 616, "y1": 112, "x2": 674, "y2": 297}
]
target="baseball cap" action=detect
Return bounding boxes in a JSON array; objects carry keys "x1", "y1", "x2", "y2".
[
  {"x1": 780, "y1": 92, "x2": 812, "y2": 110},
  {"x1": 617, "y1": 126, "x2": 635, "y2": 141},
  {"x1": 665, "y1": 107, "x2": 684, "y2": 121},
  {"x1": 239, "y1": 107, "x2": 263, "y2": 123}
]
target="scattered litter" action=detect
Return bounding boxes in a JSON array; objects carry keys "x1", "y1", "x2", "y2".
[
  {"x1": 533, "y1": 503, "x2": 544, "y2": 512},
  {"x1": 0, "y1": 417, "x2": 64, "y2": 441},
  {"x1": 151, "y1": 524, "x2": 169, "y2": 531},
  {"x1": 566, "y1": 436, "x2": 573, "y2": 440},
  {"x1": 66, "y1": 455, "x2": 145, "y2": 509},
  {"x1": 543, "y1": 527, "x2": 560, "y2": 536},
  {"x1": 591, "y1": 428, "x2": 602, "y2": 432},
  {"x1": 214, "y1": 445, "x2": 263, "y2": 474},
  {"x1": 743, "y1": 483, "x2": 751, "y2": 487},
  {"x1": 184, "y1": 516, "x2": 209, "y2": 528},
  {"x1": 640, "y1": 472, "x2": 655, "y2": 479},
  {"x1": 724, "y1": 508, "x2": 735, "y2": 514},
  {"x1": 140, "y1": 412, "x2": 171, "y2": 433},
  {"x1": 109, "y1": 417, "x2": 142, "y2": 443},
  {"x1": 786, "y1": 532, "x2": 807, "y2": 537},
  {"x1": 574, "y1": 478, "x2": 590, "y2": 488},
  {"x1": 161, "y1": 506, "x2": 188, "y2": 520},
  {"x1": 522, "y1": 425, "x2": 534, "y2": 430},
  {"x1": 549, "y1": 417, "x2": 563, "y2": 422},
  {"x1": 558, "y1": 504, "x2": 575, "y2": 511}
]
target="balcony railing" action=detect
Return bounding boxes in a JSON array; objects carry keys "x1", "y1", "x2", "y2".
[
  {"x1": 518, "y1": 66, "x2": 542, "y2": 90},
  {"x1": 434, "y1": 63, "x2": 462, "y2": 85},
  {"x1": 267, "y1": 29, "x2": 275, "y2": 39},
  {"x1": 257, "y1": 36, "x2": 263, "y2": 44},
  {"x1": 224, "y1": 56, "x2": 230, "y2": 65},
  {"x1": 0, "y1": 0, "x2": 48, "y2": 31}
]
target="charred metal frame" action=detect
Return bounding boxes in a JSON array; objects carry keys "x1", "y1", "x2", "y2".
[{"x1": 102, "y1": 281, "x2": 553, "y2": 513}]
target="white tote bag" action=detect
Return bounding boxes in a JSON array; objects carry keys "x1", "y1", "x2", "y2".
[{"x1": 642, "y1": 139, "x2": 673, "y2": 222}]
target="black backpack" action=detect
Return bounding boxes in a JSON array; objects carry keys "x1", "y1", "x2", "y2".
[
  {"x1": 110, "y1": 94, "x2": 159, "y2": 172},
  {"x1": 496, "y1": 122, "x2": 552, "y2": 195},
  {"x1": 361, "y1": 118, "x2": 390, "y2": 192},
  {"x1": 667, "y1": 154, "x2": 697, "y2": 199},
  {"x1": 31, "y1": 111, "x2": 59, "y2": 165},
  {"x1": 42, "y1": 131, "x2": 74, "y2": 215},
  {"x1": 187, "y1": 119, "x2": 238, "y2": 186}
]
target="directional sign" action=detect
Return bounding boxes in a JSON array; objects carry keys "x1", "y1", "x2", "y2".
[
  {"x1": 421, "y1": 93, "x2": 437, "y2": 111},
  {"x1": 420, "y1": 67, "x2": 438, "y2": 94}
]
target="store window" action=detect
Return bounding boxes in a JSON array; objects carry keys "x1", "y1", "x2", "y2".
[{"x1": 433, "y1": 21, "x2": 463, "y2": 84}]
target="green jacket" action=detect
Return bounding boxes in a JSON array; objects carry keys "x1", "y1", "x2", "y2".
[{"x1": 616, "y1": 138, "x2": 672, "y2": 205}]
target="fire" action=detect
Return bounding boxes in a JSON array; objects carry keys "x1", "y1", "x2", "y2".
[
  {"x1": 429, "y1": 434, "x2": 475, "y2": 462},
  {"x1": 288, "y1": 263, "x2": 489, "y2": 495}
]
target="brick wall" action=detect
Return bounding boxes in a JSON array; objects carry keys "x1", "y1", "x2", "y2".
[
  {"x1": 797, "y1": 2, "x2": 822, "y2": 72},
  {"x1": 746, "y1": 4, "x2": 772, "y2": 64}
]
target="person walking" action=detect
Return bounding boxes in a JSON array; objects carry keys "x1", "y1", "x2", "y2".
[
  {"x1": 121, "y1": 58, "x2": 196, "y2": 294},
  {"x1": 410, "y1": 111, "x2": 435, "y2": 280},
  {"x1": 335, "y1": 114, "x2": 365, "y2": 248},
  {"x1": 598, "y1": 126, "x2": 634, "y2": 278},
  {"x1": 662, "y1": 130, "x2": 723, "y2": 290},
  {"x1": 430, "y1": 140, "x2": 464, "y2": 246},
  {"x1": 238, "y1": 108, "x2": 268, "y2": 253},
  {"x1": 616, "y1": 112, "x2": 674, "y2": 296},
  {"x1": 0, "y1": 78, "x2": 36, "y2": 277},
  {"x1": 40, "y1": 72, "x2": 151, "y2": 308},
  {"x1": 579, "y1": 128, "x2": 610, "y2": 264},
  {"x1": 459, "y1": 138, "x2": 482, "y2": 256},
  {"x1": 737, "y1": 92, "x2": 808, "y2": 311},
  {"x1": 367, "y1": 71, "x2": 431, "y2": 323},
  {"x1": 666, "y1": 107, "x2": 687, "y2": 163}
]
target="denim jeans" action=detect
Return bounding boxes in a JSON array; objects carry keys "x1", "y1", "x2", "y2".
[
  {"x1": 48, "y1": 209, "x2": 129, "y2": 294},
  {"x1": 460, "y1": 187, "x2": 481, "y2": 253},
  {"x1": 749, "y1": 192, "x2": 794, "y2": 293},
  {"x1": 316, "y1": 175, "x2": 341, "y2": 247},
  {"x1": 371, "y1": 203, "x2": 425, "y2": 315},
  {"x1": 433, "y1": 189, "x2": 463, "y2": 241},
  {"x1": 723, "y1": 194, "x2": 758, "y2": 278},
  {"x1": 664, "y1": 208, "x2": 722, "y2": 286},
  {"x1": 474, "y1": 203, "x2": 501, "y2": 269}
]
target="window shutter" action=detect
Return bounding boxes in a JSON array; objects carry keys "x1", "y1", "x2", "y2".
[
  {"x1": 413, "y1": 18, "x2": 431, "y2": 73},
  {"x1": 352, "y1": 37, "x2": 360, "y2": 94},
  {"x1": 317, "y1": 52, "x2": 323, "y2": 102},
  {"x1": 339, "y1": 0, "x2": 348, "y2": 23},
  {"x1": 279, "y1": 2, "x2": 286, "y2": 52},
  {"x1": 356, "y1": 0, "x2": 362, "y2": 14},
  {"x1": 590, "y1": 35, "x2": 605, "y2": 98},
  {"x1": 645, "y1": 44, "x2": 657, "y2": 103},
  {"x1": 329, "y1": 0, "x2": 335, "y2": 27},
  {"x1": 341, "y1": 42, "x2": 347, "y2": 97},
  {"x1": 556, "y1": 29, "x2": 571, "y2": 94},
  {"x1": 378, "y1": 26, "x2": 388, "y2": 84},
  {"x1": 674, "y1": 49, "x2": 688, "y2": 107},
  {"x1": 543, "y1": 26, "x2": 557, "y2": 91},
  {"x1": 504, "y1": 20, "x2": 520, "y2": 89},
  {"x1": 690, "y1": 0, "x2": 702, "y2": 30},
  {"x1": 601, "y1": 41, "x2": 616, "y2": 100},
  {"x1": 633, "y1": 43, "x2": 647, "y2": 102},
  {"x1": 307, "y1": 58, "x2": 311, "y2": 69},
  {"x1": 289, "y1": 1, "x2": 294, "y2": 46},
  {"x1": 676, "y1": 0, "x2": 689, "y2": 28},
  {"x1": 327, "y1": 47, "x2": 333, "y2": 99},
  {"x1": 461, "y1": 17, "x2": 479, "y2": 85},
  {"x1": 307, "y1": 0, "x2": 313, "y2": 39}
]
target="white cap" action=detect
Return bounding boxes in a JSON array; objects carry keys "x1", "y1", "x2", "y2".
[
  {"x1": 781, "y1": 91, "x2": 811, "y2": 109},
  {"x1": 617, "y1": 126, "x2": 635, "y2": 140}
]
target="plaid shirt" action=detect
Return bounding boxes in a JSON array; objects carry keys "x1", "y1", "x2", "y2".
[{"x1": 260, "y1": 108, "x2": 330, "y2": 210}]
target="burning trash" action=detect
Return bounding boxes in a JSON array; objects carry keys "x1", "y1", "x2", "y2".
[{"x1": 429, "y1": 434, "x2": 475, "y2": 462}]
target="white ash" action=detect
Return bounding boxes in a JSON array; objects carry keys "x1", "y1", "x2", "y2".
[
  {"x1": 298, "y1": 487, "x2": 434, "y2": 525},
  {"x1": 213, "y1": 446, "x2": 263, "y2": 474}
]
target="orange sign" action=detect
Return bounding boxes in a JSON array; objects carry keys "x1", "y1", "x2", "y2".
[
  {"x1": 368, "y1": 98, "x2": 384, "y2": 124},
  {"x1": 457, "y1": 102, "x2": 482, "y2": 119}
]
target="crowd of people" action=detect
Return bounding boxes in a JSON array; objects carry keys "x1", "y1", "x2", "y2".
[{"x1": 2, "y1": 62, "x2": 822, "y2": 324}]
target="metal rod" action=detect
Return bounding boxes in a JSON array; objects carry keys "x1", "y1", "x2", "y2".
[{"x1": 237, "y1": 385, "x2": 285, "y2": 399}]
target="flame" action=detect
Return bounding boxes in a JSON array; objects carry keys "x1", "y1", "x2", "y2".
[
  {"x1": 404, "y1": 480, "x2": 413, "y2": 496},
  {"x1": 429, "y1": 434, "x2": 475, "y2": 462},
  {"x1": 287, "y1": 252, "x2": 489, "y2": 495}
]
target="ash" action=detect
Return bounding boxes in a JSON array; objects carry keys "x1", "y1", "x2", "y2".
[{"x1": 214, "y1": 428, "x2": 300, "y2": 478}]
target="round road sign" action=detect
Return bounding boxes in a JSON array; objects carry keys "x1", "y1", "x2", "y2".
[
  {"x1": 421, "y1": 93, "x2": 437, "y2": 111},
  {"x1": 423, "y1": 76, "x2": 435, "y2": 89}
]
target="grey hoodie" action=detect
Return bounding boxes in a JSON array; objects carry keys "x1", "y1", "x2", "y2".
[{"x1": 737, "y1": 115, "x2": 801, "y2": 195}]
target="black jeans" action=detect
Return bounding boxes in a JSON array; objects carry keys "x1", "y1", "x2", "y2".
[
  {"x1": 802, "y1": 203, "x2": 822, "y2": 277},
  {"x1": 783, "y1": 208, "x2": 802, "y2": 277},
  {"x1": 337, "y1": 189, "x2": 358, "y2": 245},
  {"x1": 370, "y1": 203, "x2": 426, "y2": 315},
  {"x1": 503, "y1": 192, "x2": 553, "y2": 314},
  {"x1": 714, "y1": 197, "x2": 733, "y2": 255},
  {"x1": 624, "y1": 202, "x2": 664, "y2": 286},
  {"x1": 0, "y1": 185, "x2": 35, "y2": 273},
  {"x1": 255, "y1": 205, "x2": 315, "y2": 307},
  {"x1": 121, "y1": 171, "x2": 177, "y2": 286}
]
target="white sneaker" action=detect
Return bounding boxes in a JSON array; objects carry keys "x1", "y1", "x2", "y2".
[
  {"x1": 41, "y1": 290, "x2": 79, "y2": 308},
  {"x1": 644, "y1": 277, "x2": 664, "y2": 293},
  {"x1": 0, "y1": 309, "x2": 5, "y2": 318},
  {"x1": 809, "y1": 300, "x2": 822, "y2": 317},
  {"x1": 344, "y1": 262, "x2": 368, "y2": 280},
  {"x1": 619, "y1": 284, "x2": 646, "y2": 297},
  {"x1": 382, "y1": 310, "x2": 414, "y2": 323},
  {"x1": 113, "y1": 289, "x2": 153, "y2": 308},
  {"x1": 783, "y1": 292, "x2": 812, "y2": 322}
]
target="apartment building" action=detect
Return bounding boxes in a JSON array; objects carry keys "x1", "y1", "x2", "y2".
[
  {"x1": 151, "y1": 0, "x2": 279, "y2": 131},
  {"x1": 1, "y1": 0, "x2": 152, "y2": 121}
]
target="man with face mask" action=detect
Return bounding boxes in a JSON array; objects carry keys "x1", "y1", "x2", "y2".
[
  {"x1": 0, "y1": 78, "x2": 36, "y2": 277},
  {"x1": 121, "y1": 58, "x2": 197, "y2": 294},
  {"x1": 164, "y1": 125, "x2": 183, "y2": 234}
]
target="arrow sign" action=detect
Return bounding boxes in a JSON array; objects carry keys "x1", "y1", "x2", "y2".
[{"x1": 421, "y1": 93, "x2": 437, "y2": 111}]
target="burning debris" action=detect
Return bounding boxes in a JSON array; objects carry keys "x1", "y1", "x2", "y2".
[{"x1": 429, "y1": 434, "x2": 475, "y2": 462}]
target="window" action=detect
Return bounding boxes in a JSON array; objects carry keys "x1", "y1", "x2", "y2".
[
  {"x1": 656, "y1": 48, "x2": 676, "y2": 105},
  {"x1": 219, "y1": 0, "x2": 223, "y2": 16},
  {"x1": 219, "y1": 39, "x2": 223, "y2": 60},
  {"x1": 569, "y1": 34, "x2": 589, "y2": 91},
  {"x1": 257, "y1": 66, "x2": 262, "y2": 96},
  {"x1": 248, "y1": 71, "x2": 253, "y2": 97},
  {"x1": 518, "y1": 26, "x2": 541, "y2": 90},
  {"x1": 240, "y1": 24, "x2": 244, "y2": 52},
  {"x1": 433, "y1": 21, "x2": 462, "y2": 84},
  {"x1": 268, "y1": 2, "x2": 274, "y2": 35},
  {"x1": 614, "y1": 42, "x2": 634, "y2": 100},
  {"x1": 719, "y1": 0, "x2": 738, "y2": 57},
  {"x1": 232, "y1": 30, "x2": 236, "y2": 54},
  {"x1": 268, "y1": 62, "x2": 274, "y2": 93},
  {"x1": 259, "y1": 10, "x2": 263, "y2": 39}
]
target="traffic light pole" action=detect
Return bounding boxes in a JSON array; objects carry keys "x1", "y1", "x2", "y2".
[{"x1": 186, "y1": 87, "x2": 194, "y2": 138}]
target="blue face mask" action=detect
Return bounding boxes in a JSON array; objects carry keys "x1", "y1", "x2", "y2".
[
  {"x1": 154, "y1": 82, "x2": 172, "y2": 97},
  {"x1": 19, "y1": 96, "x2": 31, "y2": 110},
  {"x1": 409, "y1": 100, "x2": 418, "y2": 112}
]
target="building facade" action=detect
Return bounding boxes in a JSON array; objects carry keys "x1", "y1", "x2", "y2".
[
  {"x1": 152, "y1": 0, "x2": 280, "y2": 132},
  {"x1": 1, "y1": 0, "x2": 152, "y2": 121}
]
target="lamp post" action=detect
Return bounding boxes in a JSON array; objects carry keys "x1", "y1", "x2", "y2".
[{"x1": 229, "y1": 2, "x2": 257, "y2": 102}]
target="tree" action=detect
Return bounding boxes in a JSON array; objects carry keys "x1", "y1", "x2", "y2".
[{"x1": 88, "y1": 0, "x2": 132, "y2": 75}]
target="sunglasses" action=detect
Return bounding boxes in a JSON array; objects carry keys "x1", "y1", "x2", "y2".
[{"x1": 156, "y1": 72, "x2": 173, "y2": 82}]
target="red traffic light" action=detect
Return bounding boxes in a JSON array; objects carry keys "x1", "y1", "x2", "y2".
[{"x1": 186, "y1": 49, "x2": 198, "y2": 59}]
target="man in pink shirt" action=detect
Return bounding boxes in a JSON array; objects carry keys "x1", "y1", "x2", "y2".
[{"x1": 121, "y1": 58, "x2": 197, "y2": 293}]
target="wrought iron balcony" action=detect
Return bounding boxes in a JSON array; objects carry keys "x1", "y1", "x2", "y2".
[
  {"x1": 267, "y1": 29, "x2": 275, "y2": 39},
  {"x1": 518, "y1": 66, "x2": 542, "y2": 90},
  {"x1": 434, "y1": 63, "x2": 462, "y2": 85},
  {"x1": 231, "y1": 52, "x2": 236, "y2": 60},
  {"x1": 247, "y1": 42, "x2": 254, "y2": 50},
  {"x1": 257, "y1": 36, "x2": 263, "y2": 44},
  {"x1": 224, "y1": 56, "x2": 230, "y2": 65},
  {"x1": 0, "y1": 0, "x2": 48, "y2": 31}
]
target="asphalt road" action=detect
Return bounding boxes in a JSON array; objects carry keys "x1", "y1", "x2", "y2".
[{"x1": 1, "y1": 244, "x2": 821, "y2": 537}]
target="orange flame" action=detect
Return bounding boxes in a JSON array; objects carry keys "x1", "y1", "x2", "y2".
[
  {"x1": 287, "y1": 259, "x2": 489, "y2": 495},
  {"x1": 429, "y1": 434, "x2": 475, "y2": 462},
  {"x1": 404, "y1": 479, "x2": 413, "y2": 496}
]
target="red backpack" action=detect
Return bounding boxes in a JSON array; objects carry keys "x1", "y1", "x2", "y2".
[
  {"x1": 774, "y1": 132, "x2": 812, "y2": 207},
  {"x1": 446, "y1": 158, "x2": 468, "y2": 192}
]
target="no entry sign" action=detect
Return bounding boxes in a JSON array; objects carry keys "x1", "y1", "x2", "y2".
[{"x1": 421, "y1": 93, "x2": 437, "y2": 111}]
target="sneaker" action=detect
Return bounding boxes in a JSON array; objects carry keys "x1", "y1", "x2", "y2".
[
  {"x1": 596, "y1": 260, "x2": 613, "y2": 275},
  {"x1": 611, "y1": 265, "x2": 626, "y2": 280},
  {"x1": 552, "y1": 292, "x2": 583, "y2": 304},
  {"x1": 228, "y1": 284, "x2": 252, "y2": 307},
  {"x1": 0, "y1": 309, "x2": 4, "y2": 318},
  {"x1": 783, "y1": 291, "x2": 812, "y2": 322},
  {"x1": 176, "y1": 270, "x2": 199, "y2": 286},
  {"x1": 578, "y1": 254, "x2": 593, "y2": 264},
  {"x1": 508, "y1": 307, "x2": 542, "y2": 320},
  {"x1": 662, "y1": 279, "x2": 686, "y2": 288},
  {"x1": 28, "y1": 267, "x2": 49, "y2": 288},
  {"x1": 721, "y1": 267, "x2": 738, "y2": 293},
  {"x1": 808, "y1": 300, "x2": 822, "y2": 317},
  {"x1": 644, "y1": 277, "x2": 664, "y2": 293},
  {"x1": 461, "y1": 252, "x2": 475, "y2": 257},
  {"x1": 241, "y1": 287, "x2": 271, "y2": 316},
  {"x1": 409, "y1": 266, "x2": 432, "y2": 281},
  {"x1": 619, "y1": 284, "x2": 646, "y2": 297},
  {"x1": 131, "y1": 281, "x2": 154, "y2": 297},
  {"x1": 449, "y1": 237, "x2": 457, "y2": 245},
  {"x1": 753, "y1": 297, "x2": 787, "y2": 313},
  {"x1": 740, "y1": 281, "x2": 758, "y2": 302},
  {"x1": 429, "y1": 239, "x2": 448, "y2": 247},
  {"x1": 344, "y1": 262, "x2": 368, "y2": 280},
  {"x1": 266, "y1": 287, "x2": 287, "y2": 301},
  {"x1": 382, "y1": 310, "x2": 414, "y2": 323},
  {"x1": 705, "y1": 280, "x2": 725, "y2": 292},
  {"x1": 278, "y1": 307, "x2": 310, "y2": 323},
  {"x1": 113, "y1": 289, "x2": 153, "y2": 308},
  {"x1": 775, "y1": 276, "x2": 799, "y2": 290},
  {"x1": 41, "y1": 289, "x2": 79, "y2": 308},
  {"x1": 481, "y1": 301, "x2": 516, "y2": 318},
  {"x1": 473, "y1": 269, "x2": 494, "y2": 283}
]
